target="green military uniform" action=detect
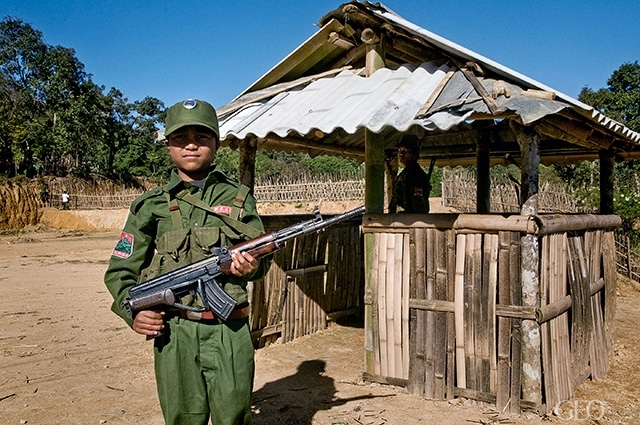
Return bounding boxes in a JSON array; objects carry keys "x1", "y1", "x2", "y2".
[
  {"x1": 105, "y1": 167, "x2": 271, "y2": 425},
  {"x1": 392, "y1": 161, "x2": 432, "y2": 213}
]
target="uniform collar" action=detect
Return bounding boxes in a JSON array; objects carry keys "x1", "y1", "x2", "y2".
[{"x1": 166, "y1": 166, "x2": 231, "y2": 192}]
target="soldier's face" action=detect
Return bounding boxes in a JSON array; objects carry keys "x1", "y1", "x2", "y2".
[
  {"x1": 166, "y1": 125, "x2": 219, "y2": 181},
  {"x1": 397, "y1": 147, "x2": 416, "y2": 167}
]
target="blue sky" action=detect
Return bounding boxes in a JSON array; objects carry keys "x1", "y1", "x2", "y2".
[{"x1": 1, "y1": 1, "x2": 638, "y2": 109}]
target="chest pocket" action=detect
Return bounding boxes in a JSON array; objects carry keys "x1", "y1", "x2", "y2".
[
  {"x1": 138, "y1": 227, "x2": 229, "y2": 308},
  {"x1": 138, "y1": 227, "x2": 222, "y2": 282}
]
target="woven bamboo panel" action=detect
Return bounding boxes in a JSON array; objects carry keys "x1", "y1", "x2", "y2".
[
  {"x1": 363, "y1": 214, "x2": 617, "y2": 414},
  {"x1": 249, "y1": 216, "x2": 363, "y2": 347}
]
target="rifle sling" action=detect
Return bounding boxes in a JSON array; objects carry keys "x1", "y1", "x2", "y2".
[{"x1": 169, "y1": 189, "x2": 262, "y2": 238}]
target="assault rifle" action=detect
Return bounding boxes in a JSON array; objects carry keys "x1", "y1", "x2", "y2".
[{"x1": 123, "y1": 205, "x2": 365, "y2": 323}]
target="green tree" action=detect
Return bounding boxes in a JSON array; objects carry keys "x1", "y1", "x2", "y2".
[
  {"x1": 579, "y1": 61, "x2": 640, "y2": 245},
  {"x1": 0, "y1": 17, "x2": 107, "y2": 177},
  {"x1": 580, "y1": 61, "x2": 640, "y2": 132}
]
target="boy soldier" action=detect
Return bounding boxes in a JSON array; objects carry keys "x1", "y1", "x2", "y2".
[
  {"x1": 388, "y1": 134, "x2": 433, "y2": 214},
  {"x1": 104, "y1": 99, "x2": 272, "y2": 425}
]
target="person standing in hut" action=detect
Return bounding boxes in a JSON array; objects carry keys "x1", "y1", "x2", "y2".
[
  {"x1": 388, "y1": 134, "x2": 435, "y2": 214},
  {"x1": 104, "y1": 98, "x2": 272, "y2": 424}
]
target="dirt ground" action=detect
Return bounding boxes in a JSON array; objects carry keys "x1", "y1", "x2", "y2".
[{"x1": 1, "y1": 204, "x2": 639, "y2": 424}]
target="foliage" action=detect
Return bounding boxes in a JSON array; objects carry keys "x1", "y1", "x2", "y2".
[
  {"x1": 579, "y1": 61, "x2": 640, "y2": 132},
  {"x1": 0, "y1": 17, "x2": 166, "y2": 180},
  {"x1": 214, "y1": 147, "x2": 240, "y2": 179},
  {"x1": 614, "y1": 190, "x2": 640, "y2": 246},
  {"x1": 578, "y1": 62, "x2": 640, "y2": 246},
  {"x1": 254, "y1": 151, "x2": 363, "y2": 184}
]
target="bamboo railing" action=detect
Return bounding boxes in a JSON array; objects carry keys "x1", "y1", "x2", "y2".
[{"x1": 362, "y1": 213, "x2": 619, "y2": 414}]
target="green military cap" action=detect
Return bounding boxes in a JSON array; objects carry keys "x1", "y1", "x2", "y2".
[
  {"x1": 164, "y1": 99, "x2": 219, "y2": 137},
  {"x1": 397, "y1": 134, "x2": 421, "y2": 154}
]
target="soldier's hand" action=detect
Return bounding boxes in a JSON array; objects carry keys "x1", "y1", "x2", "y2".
[
  {"x1": 230, "y1": 251, "x2": 258, "y2": 277},
  {"x1": 133, "y1": 310, "x2": 165, "y2": 337}
]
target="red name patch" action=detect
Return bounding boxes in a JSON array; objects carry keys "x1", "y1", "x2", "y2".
[{"x1": 211, "y1": 206, "x2": 232, "y2": 215}]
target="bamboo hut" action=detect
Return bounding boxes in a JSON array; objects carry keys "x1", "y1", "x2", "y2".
[{"x1": 214, "y1": 1, "x2": 640, "y2": 414}]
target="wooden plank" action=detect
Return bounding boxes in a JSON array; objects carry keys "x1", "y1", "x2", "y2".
[
  {"x1": 446, "y1": 229, "x2": 456, "y2": 400},
  {"x1": 393, "y1": 233, "x2": 405, "y2": 378},
  {"x1": 408, "y1": 228, "x2": 424, "y2": 395},
  {"x1": 588, "y1": 230, "x2": 608, "y2": 379},
  {"x1": 454, "y1": 233, "x2": 467, "y2": 388},
  {"x1": 496, "y1": 231, "x2": 511, "y2": 411},
  {"x1": 378, "y1": 233, "x2": 389, "y2": 377},
  {"x1": 402, "y1": 233, "x2": 411, "y2": 380},
  {"x1": 602, "y1": 231, "x2": 617, "y2": 348},
  {"x1": 509, "y1": 232, "x2": 522, "y2": 414},
  {"x1": 540, "y1": 234, "x2": 556, "y2": 408},
  {"x1": 557, "y1": 233, "x2": 574, "y2": 403},
  {"x1": 464, "y1": 234, "x2": 478, "y2": 390},
  {"x1": 385, "y1": 233, "x2": 397, "y2": 378},
  {"x1": 434, "y1": 228, "x2": 448, "y2": 400},
  {"x1": 425, "y1": 228, "x2": 436, "y2": 397},
  {"x1": 567, "y1": 236, "x2": 592, "y2": 386},
  {"x1": 487, "y1": 234, "x2": 498, "y2": 393},
  {"x1": 478, "y1": 233, "x2": 491, "y2": 393}
]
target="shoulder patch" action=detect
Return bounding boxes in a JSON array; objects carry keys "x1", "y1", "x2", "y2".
[{"x1": 112, "y1": 232, "x2": 134, "y2": 259}]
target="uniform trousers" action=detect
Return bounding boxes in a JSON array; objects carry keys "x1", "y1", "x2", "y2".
[{"x1": 154, "y1": 316, "x2": 254, "y2": 425}]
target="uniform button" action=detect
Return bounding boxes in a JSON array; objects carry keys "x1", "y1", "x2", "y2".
[{"x1": 194, "y1": 222, "x2": 199, "y2": 227}]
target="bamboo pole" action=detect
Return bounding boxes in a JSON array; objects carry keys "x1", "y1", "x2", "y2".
[
  {"x1": 454, "y1": 233, "x2": 467, "y2": 388},
  {"x1": 408, "y1": 229, "x2": 424, "y2": 395},
  {"x1": 435, "y1": 228, "x2": 448, "y2": 399},
  {"x1": 365, "y1": 232, "x2": 380, "y2": 375},
  {"x1": 602, "y1": 231, "x2": 617, "y2": 348},
  {"x1": 402, "y1": 233, "x2": 411, "y2": 380},
  {"x1": 509, "y1": 231, "x2": 522, "y2": 414},
  {"x1": 425, "y1": 228, "x2": 436, "y2": 397},
  {"x1": 464, "y1": 234, "x2": 477, "y2": 390},
  {"x1": 540, "y1": 234, "x2": 556, "y2": 408},
  {"x1": 558, "y1": 233, "x2": 574, "y2": 402},
  {"x1": 487, "y1": 234, "x2": 498, "y2": 393},
  {"x1": 378, "y1": 233, "x2": 389, "y2": 377},
  {"x1": 496, "y1": 231, "x2": 511, "y2": 411},
  {"x1": 446, "y1": 229, "x2": 456, "y2": 400},
  {"x1": 393, "y1": 233, "x2": 404, "y2": 378}
]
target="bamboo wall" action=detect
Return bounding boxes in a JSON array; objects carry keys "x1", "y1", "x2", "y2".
[
  {"x1": 362, "y1": 213, "x2": 619, "y2": 414},
  {"x1": 248, "y1": 214, "x2": 364, "y2": 347}
]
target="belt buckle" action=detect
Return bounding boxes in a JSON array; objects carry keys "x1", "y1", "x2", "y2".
[{"x1": 183, "y1": 310, "x2": 218, "y2": 321}]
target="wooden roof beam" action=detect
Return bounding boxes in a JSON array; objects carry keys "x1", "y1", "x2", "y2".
[{"x1": 258, "y1": 135, "x2": 365, "y2": 159}]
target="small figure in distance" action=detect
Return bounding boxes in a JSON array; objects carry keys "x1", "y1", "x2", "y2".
[{"x1": 61, "y1": 190, "x2": 70, "y2": 210}]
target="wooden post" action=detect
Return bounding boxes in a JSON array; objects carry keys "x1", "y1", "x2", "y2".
[
  {"x1": 511, "y1": 121, "x2": 542, "y2": 409},
  {"x1": 476, "y1": 128, "x2": 491, "y2": 214},
  {"x1": 599, "y1": 149, "x2": 614, "y2": 214},
  {"x1": 239, "y1": 136, "x2": 258, "y2": 192},
  {"x1": 364, "y1": 32, "x2": 385, "y2": 214},
  {"x1": 364, "y1": 34, "x2": 385, "y2": 375}
]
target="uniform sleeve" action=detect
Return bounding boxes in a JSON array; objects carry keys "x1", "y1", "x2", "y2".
[
  {"x1": 103, "y1": 207, "x2": 156, "y2": 327},
  {"x1": 239, "y1": 192, "x2": 273, "y2": 282}
]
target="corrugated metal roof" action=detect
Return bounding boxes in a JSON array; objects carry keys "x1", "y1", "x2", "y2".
[
  {"x1": 220, "y1": 62, "x2": 450, "y2": 140},
  {"x1": 216, "y1": 1, "x2": 640, "y2": 163},
  {"x1": 367, "y1": 4, "x2": 640, "y2": 143}
]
